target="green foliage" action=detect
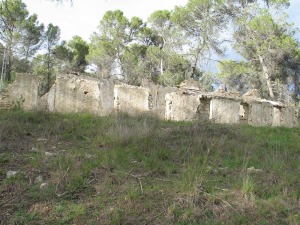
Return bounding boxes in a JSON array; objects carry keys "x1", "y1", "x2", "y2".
[
  {"x1": 233, "y1": 6, "x2": 299, "y2": 99},
  {"x1": 88, "y1": 10, "x2": 138, "y2": 81},
  {"x1": 171, "y1": 0, "x2": 229, "y2": 77},
  {"x1": 19, "y1": 13, "x2": 44, "y2": 60},
  {"x1": 217, "y1": 60, "x2": 261, "y2": 92},
  {"x1": 31, "y1": 23, "x2": 60, "y2": 93},
  {"x1": 32, "y1": 54, "x2": 55, "y2": 94},
  {"x1": 39, "y1": 36, "x2": 90, "y2": 76},
  {"x1": 218, "y1": 60, "x2": 248, "y2": 79},
  {"x1": 88, "y1": 9, "x2": 189, "y2": 85},
  {"x1": 148, "y1": 9, "x2": 173, "y2": 47},
  {"x1": 157, "y1": 53, "x2": 190, "y2": 86},
  {"x1": 0, "y1": 0, "x2": 44, "y2": 81},
  {"x1": 226, "y1": 0, "x2": 290, "y2": 8},
  {"x1": 11, "y1": 95, "x2": 25, "y2": 110},
  {"x1": 67, "y1": 36, "x2": 89, "y2": 72}
]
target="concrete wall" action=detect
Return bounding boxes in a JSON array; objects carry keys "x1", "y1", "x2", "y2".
[
  {"x1": 6, "y1": 74, "x2": 299, "y2": 128},
  {"x1": 114, "y1": 84, "x2": 152, "y2": 116},
  {"x1": 38, "y1": 85, "x2": 56, "y2": 112},
  {"x1": 248, "y1": 102, "x2": 274, "y2": 126},
  {"x1": 150, "y1": 86, "x2": 178, "y2": 119},
  {"x1": 165, "y1": 92, "x2": 201, "y2": 121},
  {"x1": 53, "y1": 74, "x2": 114, "y2": 116},
  {"x1": 272, "y1": 107, "x2": 281, "y2": 127},
  {"x1": 210, "y1": 98, "x2": 241, "y2": 124},
  {"x1": 0, "y1": 88, "x2": 11, "y2": 110},
  {"x1": 8, "y1": 74, "x2": 41, "y2": 111},
  {"x1": 281, "y1": 107, "x2": 298, "y2": 127}
]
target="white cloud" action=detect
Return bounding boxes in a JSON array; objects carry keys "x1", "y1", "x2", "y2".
[
  {"x1": 21, "y1": 0, "x2": 300, "y2": 47},
  {"x1": 23, "y1": 0, "x2": 187, "y2": 41}
]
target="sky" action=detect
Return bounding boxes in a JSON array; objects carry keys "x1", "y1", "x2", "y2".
[
  {"x1": 22, "y1": 0, "x2": 300, "y2": 43},
  {"x1": 21, "y1": 0, "x2": 300, "y2": 70},
  {"x1": 22, "y1": 0, "x2": 188, "y2": 42}
]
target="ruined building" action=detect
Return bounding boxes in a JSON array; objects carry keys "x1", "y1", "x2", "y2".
[{"x1": 1, "y1": 73, "x2": 298, "y2": 127}]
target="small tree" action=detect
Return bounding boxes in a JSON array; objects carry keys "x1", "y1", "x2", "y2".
[
  {"x1": 67, "y1": 36, "x2": 89, "y2": 72},
  {"x1": 43, "y1": 23, "x2": 60, "y2": 91}
]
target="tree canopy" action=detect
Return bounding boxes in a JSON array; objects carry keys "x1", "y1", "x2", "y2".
[
  {"x1": 1, "y1": 0, "x2": 300, "y2": 104},
  {"x1": 219, "y1": 5, "x2": 299, "y2": 101}
]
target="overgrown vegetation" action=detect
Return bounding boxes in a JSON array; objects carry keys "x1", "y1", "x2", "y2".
[
  {"x1": 0, "y1": 110, "x2": 299, "y2": 224},
  {"x1": 1, "y1": 0, "x2": 299, "y2": 102}
]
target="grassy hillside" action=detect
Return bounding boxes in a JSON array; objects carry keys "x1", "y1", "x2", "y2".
[{"x1": 0, "y1": 110, "x2": 299, "y2": 224}]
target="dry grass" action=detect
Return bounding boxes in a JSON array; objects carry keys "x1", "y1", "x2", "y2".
[{"x1": 0, "y1": 110, "x2": 299, "y2": 224}]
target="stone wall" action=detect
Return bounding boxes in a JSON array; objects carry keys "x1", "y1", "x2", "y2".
[
  {"x1": 245, "y1": 100, "x2": 298, "y2": 127},
  {"x1": 248, "y1": 102, "x2": 274, "y2": 126},
  {"x1": 8, "y1": 74, "x2": 41, "y2": 111},
  {"x1": 39, "y1": 85, "x2": 56, "y2": 112},
  {"x1": 114, "y1": 84, "x2": 152, "y2": 116},
  {"x1": 53, "y1": 74, "x2": 114, "y2": 116},
  {"x1": 5, "y1": 73, "x2": 299, "y2": 128},
  {"x1": 281, "y1": 107, "x2": 299, "y2": 128},
  {"x1": 165, "y1": 92, "x2": 201, "y2": 121},
  {"x1": 149, "y1": 86, "x2": 177, "y2": 119},
  {"x1": 165, "y1": 92, "x2": 244, "y2": 124},
  {"x1": 0, "y1": 88, "x2": 11, "y2": 110},
  {"x1": 210, "y1": 97, "x2": 241, "y2": 124}
]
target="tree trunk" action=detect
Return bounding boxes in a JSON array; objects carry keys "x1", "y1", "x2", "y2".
[
  {"x1": 160, "y1": 57, "x2": 163, "y2": 75},
  {"x1": 159, "y1": 38, "x2": 165, "y2": 76},
  {"x1": 191, "y1": 41, "x2": 205, "y2": 79},
  {"x1": 47, "y1": 53, "x2": 51, "y2": 92},
  {"x1": 258, "y1": 55, "x2": 274, "y2": 100},
  {"x1": 292, "y1": 71, "x2": 299, "y2": 102},
  {"x1": 6, "y1": 54, "x2": 12, "y2": 82},
  {"x1": 6, "y1": 39, "x2": 14, "y2": 82}
]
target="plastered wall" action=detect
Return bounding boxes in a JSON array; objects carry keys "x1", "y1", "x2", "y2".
[
  {"x1": 114, "y1": 84, "x2": 152, "y2": 116},
  {"x1": 4, "y1": 73, "x2": 299, "y2": 128},
  {"x1": 53, "y1": 74, "x2": 114, "y2": 116},
  {"x1": 210, "y1": 98, "x2": 241, "y2": 124},
  {"x1": 8, "y1": 74, "x2": 41, "y2": 111},
  {"x1": 165, "y1": 92, "x2": 201, "y2": 121}
]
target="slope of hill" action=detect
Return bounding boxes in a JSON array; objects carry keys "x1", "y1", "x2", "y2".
[{"x1": 0, "y1": 110, "x2": 299, "y2": 224}]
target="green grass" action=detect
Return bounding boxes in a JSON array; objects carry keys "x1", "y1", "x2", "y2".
[{"x1": 0, "y1": 110, "x2": 299, "y2": 224}]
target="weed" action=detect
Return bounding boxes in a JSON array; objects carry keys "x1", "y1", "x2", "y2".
[
  {"x1": 0, "y1": 110, "x2": 299, "y2": 224},
  {"x1": 11, "y1": 96, "x2": 25, "y2": 110}
]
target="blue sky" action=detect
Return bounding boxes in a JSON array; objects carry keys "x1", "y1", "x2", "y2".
[{"x1": 287, "y1": 0, "x2": 300, "y2": 40}]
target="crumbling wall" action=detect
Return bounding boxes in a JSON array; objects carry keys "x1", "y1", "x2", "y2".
[
  {"x1": 114, "y1": 84, "x2": 152, "y2": 115},
  {"x1": 5, "y1": 73, "x2": 299, "y2": 128},
  {"x1": 38, "y1": 85, "x2": 56, "y2": 112},
  {"x1": 165, "y1": 92, "x2": 201, "y2": 121},
  {"x1": 281, "y1": 107, "x2": 298, "y2": 127},
  {"x1": 198, "y1": 97, "x2": 212, "y2": 121},
  {"x1": 53, "y1": 74, "x2": 114, "y2": 116},
  {"x1": 8, "y1": 73, "x2": 41, "y2": 111},
  {"x1": 210, "y1": 98, "x2": 240, "y2": 124},
  {"x1": 245, "y1": 100, "x2": 298, "y2": 127},
  {"x1": 272, "y1": 107, "x2": 281, "y2": 127},
  {"x1": 239, "y1": 103, "x2": 250, "y2": 125},
  {"x1": 0, "y1": 88, "x2": 11, "y2": 110},
  {"x1": 149, "y1": 86, "x2": 177, "y2": 119},
  {"x1": 248, "y1": 102, "x2": 273, "y2": 126}
]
